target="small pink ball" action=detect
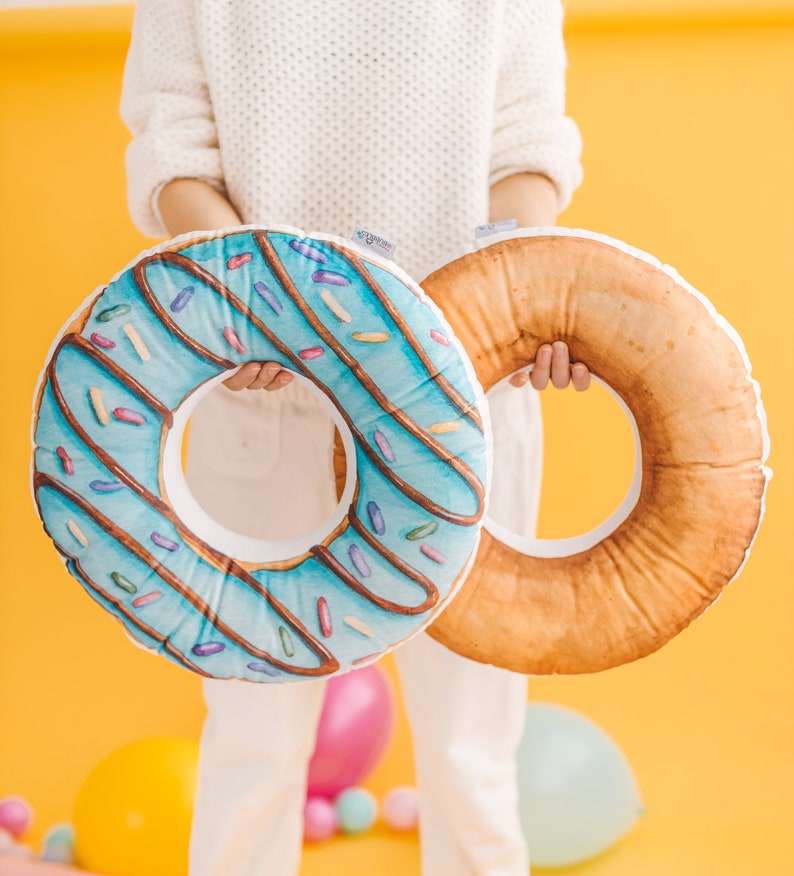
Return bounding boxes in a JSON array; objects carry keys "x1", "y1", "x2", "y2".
[
  {"x1": 0, "y1": 797, "x2": 33, "y2": 839},
  {"x1": 303, "y1": 795, "x2": 338, "y2": 843},
  {"x1": 381, "y1": 786, "x2": 419, "y2": 832}
]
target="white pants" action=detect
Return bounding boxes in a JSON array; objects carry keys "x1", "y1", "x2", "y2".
[{"x1": 186, "y1": 380, "x2": 542, "y2": 876}]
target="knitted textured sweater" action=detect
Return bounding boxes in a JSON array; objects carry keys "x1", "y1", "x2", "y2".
[{"x1": 121, "y1": 0, "x2": 582, "y2": 279}]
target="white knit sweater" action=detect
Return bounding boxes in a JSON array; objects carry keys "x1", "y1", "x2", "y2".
[{"x1": 121, "y1": 0, "x2": 582, "y2": 279}]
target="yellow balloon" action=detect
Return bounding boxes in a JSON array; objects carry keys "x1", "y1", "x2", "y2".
[{"x1": 73, "y1": 737, "x2": 199, "y2": 876}]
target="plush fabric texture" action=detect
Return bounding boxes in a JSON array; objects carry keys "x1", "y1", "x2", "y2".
[
  {"x1": 121, "y1": 0, "x2": 582, "y2": 278},
  {"x1": 424, "y1": 229, "x2": 771, "y2": 674},
  {"x1": 31, "y1": 228, "x2": 490, "y2": 682}
]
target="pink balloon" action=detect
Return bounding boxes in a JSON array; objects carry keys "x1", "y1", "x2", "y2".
[{"x1": 307, "y1": 665, "x2": 395, "y2": 798}]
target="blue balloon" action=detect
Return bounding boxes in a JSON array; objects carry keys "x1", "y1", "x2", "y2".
[{"x1": 517, "y1": 703, "x2": 643, "y2": 867}]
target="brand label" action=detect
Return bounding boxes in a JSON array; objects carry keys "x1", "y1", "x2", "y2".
[
  {"x1": 352, "y1": 226, "x2": 397, "y2": 260},
  {"x1": 475, "y1": 218, "x2": 518, "y2": 239}
]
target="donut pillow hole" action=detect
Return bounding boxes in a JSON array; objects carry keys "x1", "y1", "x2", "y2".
[{"x1": 483, "y1": 370, "x2": 641, "y2": 557}]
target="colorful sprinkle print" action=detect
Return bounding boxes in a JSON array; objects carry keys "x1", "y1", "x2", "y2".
[
  {"x1": 343, "y1": 615, "x2": 375, "y2": 638},
  {"x1": 90, "y1": 333, "x2": 115, "y2": 350},
  {"x1": 193, "y1": 642, "x2": 225, "y2": 656},
  {"x1": 352, "y1": 651, "x2": 383, "y2": 666},
  {"x1": 123, "y1": 323, "x2": 151, "y2": 362},
  {"x1": 405, "y1": 521, "x2": 439, "y2": 541},
  {"x1": 349, "y1": 544, "x2": 372, "y2": 578},
  {"x1": 89, "y1": 386, "x2": 110, "y2": 426},
  {"x1": 67, "y1": 519, "x2": 88, "y2": 547},
  {"x1": 96, "y1": 303, "x2": 131, "y2": 323},
  {"x1": 170, "y1": 286, "x2": 194, "y2": 313},
  {"x1": 320, "y1": 288, "x2": 351, "y2": 322},
  {"x1": 367, "y1": 501, "x2": 386, "y2": 535},
  {"x1": 247, "y1": 662, "x2": 280, "y2": 677},
  {"x1": 56, "y1": 446, "x2": 74, "y2": 475},
  {"x1": 429, "y1": 419, "x2": 462, "y2": 434},
  {"x1": 279, "y1": 626, "x2": 296, "y2": 658},
  {"x1": 420, "y1": 543, "x2": 448, "y2": 565},
  {"x1": 289, "y1": 239, "x2": 328, "y2": 263},
  {"x1": 312, "y1": 269, "x2": 350, "y2": 287},
  {"x1": 298, "y1": 345, "x2": 324, "y2": 360},
  {"x1": 222, "y1": 326, "x2": 247, "y2": 354},
  {"x1": 373, "y1": 428, "x2": 396, "y2": 462},
  {"x1": 132, "y1": 591, "x2": 162, "y2": 608},
  {"x1": 317, "y1": 596, "x2": 333, "y2": 638},
  {"x1": 113, "y1": 407, "x2": 147, "y2": 426},
  {"x1": 110, "y1": 571, "x2": 137, "y2": 594},
  {"x1": 227, "y1": 253, "x2": 253, "y2": 270},
  {"x1": 254, "y1": 281, "x2": 283, "y2": 315},
  {"x1": 352, "y1": 331, "x2": 390, "y2": 343},
  {"x1": 89, "y1": 480, "x2": 125, "y2": 493},
  {"x1": 151, "y1": 532, "x2": 179, "y2": 551}
]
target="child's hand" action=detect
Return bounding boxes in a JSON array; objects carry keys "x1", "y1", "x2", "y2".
[
  {"x1": 223, "y1": 362, "x2": 294, "y2": 391},
  {"x1": 509, "y1": 341, "x2": 590, "y2": 391},
  {"x1": 225, "y1": 344, "x2": 590, "y2": 393}
]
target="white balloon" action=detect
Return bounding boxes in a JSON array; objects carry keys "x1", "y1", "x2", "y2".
[{"x1": 517, "y1": 703, "x2": 643, "y2": 867}]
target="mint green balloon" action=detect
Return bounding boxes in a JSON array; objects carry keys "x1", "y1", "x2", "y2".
[
  {"x1": 517, "y1": 703, "x2": 643, "y2": 867},
  {"x1": 335, "y1": 786, "x2": 377, "y2": 835}
]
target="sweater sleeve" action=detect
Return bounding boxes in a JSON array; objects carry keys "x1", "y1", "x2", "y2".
[
  {"x1": 120, "y1": 0, "x2": 226, "y2": 238},
  {"x1": 490, "y1": 0, "x2": 583, "y2": 211}
]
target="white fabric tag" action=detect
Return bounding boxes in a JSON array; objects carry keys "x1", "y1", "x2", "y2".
[
  {"x1": 351, "y1": 226, "x2": 397, "y2": 260},
  {"x1": 475, "y1": 219, "x2": 518, "y2": 239}
]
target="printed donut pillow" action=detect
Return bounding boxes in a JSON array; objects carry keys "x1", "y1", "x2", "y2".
[
  {"x1": 424, "y1": 229, "x2": 770, "y2": 674},
  {"x1": 31, "y1": 226, "x2": 489, "y2": 682}
]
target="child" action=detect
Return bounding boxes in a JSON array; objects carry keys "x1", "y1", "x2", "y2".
[{"x1": 121, "y1": 2, "x2": 587, "y2": 873}]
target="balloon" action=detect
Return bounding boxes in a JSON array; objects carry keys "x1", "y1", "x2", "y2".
[
  {"x1": 73, "y1": 737, "x2": 198, "y2": 876},
  {"x1": 335, "y1": 787, "x2": 377, "y2": 834},
  {"x1": 41, "y1": 823, "x2": 76, "y2": 864},
  {"x1": 307, "y1": 665, "x2": 395, "y2": 798},
  {"x1": 517, "y1": 703, "x2": 643, "y2": 868},
  {"x1": 303, "y1": 796, "x2": 338, "y2": 843},
  {"x1": 381, "y1": 786, "x2": 419, "y2": 832},
  {"x1": 0, "y1": 797, "x2": 33, "y2": 838}
]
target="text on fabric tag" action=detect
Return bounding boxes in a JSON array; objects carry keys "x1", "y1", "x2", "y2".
[
  {"x1": 352, "y1": 227, "x2": 397, "y2": 260},
  {"x1": 475, "y1": 219, "x2": 518, "y2": 239}
]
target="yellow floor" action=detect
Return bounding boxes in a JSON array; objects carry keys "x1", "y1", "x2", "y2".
[
  {"x1": 301, "y1": 830, "x2": 420, "y2": 875},
  {"x1": 298, "y1": 807, "x2": 786, "y2": 876}
]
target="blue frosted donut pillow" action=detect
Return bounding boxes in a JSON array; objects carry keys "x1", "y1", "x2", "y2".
[{"x1": 31, "y1": 226, "x2": 490, "y2": 682}]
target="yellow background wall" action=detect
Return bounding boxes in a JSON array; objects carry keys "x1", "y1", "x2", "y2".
[{"x1": 1, "y1": 3, "x2": 792, "y2": 874}]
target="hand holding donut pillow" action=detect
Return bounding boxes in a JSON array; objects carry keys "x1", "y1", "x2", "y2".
[
  {"x1": 31, "y1": 226, "x2": 769, "y2": 679},
  {"x1": 424, "y1": 228, "x2": 770, "y2": 674},
  {"x1": 31, "y1": 226, "x2": 491, "y2": 682}
]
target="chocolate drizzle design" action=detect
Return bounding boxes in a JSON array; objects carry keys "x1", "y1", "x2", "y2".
[{"x1": 31, "y1": 228, "x2": 488, "y2": 682}]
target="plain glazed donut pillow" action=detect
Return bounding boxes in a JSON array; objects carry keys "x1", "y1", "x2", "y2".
[{"x1": 423, "y1": 229, "x2": 770, "y2": 675}]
